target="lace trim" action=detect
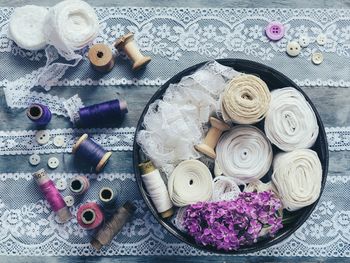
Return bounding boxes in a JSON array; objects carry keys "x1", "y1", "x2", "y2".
[
  {"x1": 0, "y1": 127, "x2": 135, "y2": 155},
  {"x1": 325, "y1": 126, "x2": 350, "y2": 151},
  {"x1": 294, "y1": 79, "x2": 350, "y2": 88}
]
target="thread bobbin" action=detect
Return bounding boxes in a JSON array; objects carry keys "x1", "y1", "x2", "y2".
[
  {"x1": 69, "y1": 176, "x2": 90, "y2": 195},
  {"x1": 114, "y1": 32, "x2": 151, "y2": 71},
  {"x1": 26, "y1": 104, "x2": 52, "y2": 126},
  {"x1": 195, "y1": 117, "x2": 230, "y2": 159},
  {"x1": 99, "y1": 187, "x2": 116, "y2": 207},
  {"x1": 77, "y1": 202, "x2": 104, "y2": 230},
  {"x1": 88, "y1": 43, "x2": 115, "y2": 72}
]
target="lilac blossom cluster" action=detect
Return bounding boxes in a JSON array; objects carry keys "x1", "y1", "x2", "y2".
[{"x1": 184, "y1": 191, "x2": 283, "y2": 251}]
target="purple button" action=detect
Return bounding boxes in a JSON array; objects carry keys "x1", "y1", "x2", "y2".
[{"x1": 265, "y1": 22, "x2": 285, "y2": 41}]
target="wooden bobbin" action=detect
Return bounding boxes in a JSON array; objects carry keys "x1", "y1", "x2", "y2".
[
  {"x1": 114, "y1": 32, "x2": 151, "y2": 71},
  {"x1": 27, "y1": 104, "x2": 43, "y2": 120},
  {"x1": 195, "y1": 117, "x2": 230, "y2": 159},
  {"x1": 88, "y1": 43, "x2": 115, "y2": 72},
  {"x1": 81, "y1": 209, "x2": 96, "y2": 225}
]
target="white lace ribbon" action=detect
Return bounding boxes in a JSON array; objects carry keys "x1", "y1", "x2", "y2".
[{"x1": 211, "y1": 176, "x2": 241, "y2": 201}]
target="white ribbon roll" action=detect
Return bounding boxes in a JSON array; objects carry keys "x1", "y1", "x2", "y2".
[
  {"x1": 221, "y1": 74, "x2": 271, "y2": 124},
  {"x1": 264, "y1": 87, "x2": 319, "y2": 152},
  {"x1": 216, "y1": 125, "x2": 273, "y2": 184},
  {"x1": 168, "y1": 160, "x2": 213, "y2": 207},
  {"x1": 212, "y1": 176, "x2": 241, "y2": 201},
  {"x1": 272, "y1": 149, "x2": 322, "y2": 211}
]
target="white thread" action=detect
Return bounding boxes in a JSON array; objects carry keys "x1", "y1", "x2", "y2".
[
  {"x1": 216, "y1": 125, "x2": 273, "y2": 185},
  {"x1": 272, "y1": 149, "x2": 322, "y2": 211},
  {"x1": 167, "y1": 160, "x2": 213, "y2": 207},
  {"x1": 211, "y1": 176, "x2": 241, "y2": 201},
  {"x1": 264, "y1": 87, "x2": 319, "y2": 152},
  {"x1": 141, "y1": 169, "x2": 173, "y2": 214}
]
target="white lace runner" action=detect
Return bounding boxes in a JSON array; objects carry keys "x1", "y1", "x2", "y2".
[
  {"x1": 326, "y1": 127, "x2": 350, "y2": 151},
  {"x1": 0, "y1": 127, "x2": 135, "y2": 155}
]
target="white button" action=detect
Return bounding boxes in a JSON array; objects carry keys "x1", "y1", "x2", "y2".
[
  {"x1": 298, "y1": 35, "x2": 310, "y2": 47},
  {"x1": 312, "y1": 52, "x2": 324, "y2": 65},
  {"x1": 53, "y1": 136, "x2": 65, "y2": 147},
  {"x1": 55, "y1": 179, "x2": 67, "y2": 191},
  {"x1": 35, "y1": 130, "x2": 50, "y2": 145},
  {"x1": 286, "y1": 41, "x2": 301, "y2": 57},
  {"x1": 64, "y1": 195, "x2": 75, "y2": 207},
  {"x1": 316, "y1": 34, "x2": 327, "y2": 46},
  {"x1": 48, "y1": 157, "x2": 59, "y2": 169},
  {"x1": 29, "y1": 154, "x2": 41, "y2": 166}
]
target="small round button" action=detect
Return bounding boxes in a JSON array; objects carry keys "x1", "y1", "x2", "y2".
[
  {"x1": 298, "y1": 35, "x2": 310, "y2": 47},
  {"x1": 53, "y1": 136, "x2": 65, "y2": 147},
  {"x1": 29, "y1": 154, "x2": 41, "y2": 166},
  {"x1": 265, "y1": 21, "x2": 285, "y2": 41},
  {"x1": 312, "y1": 52, "x2": 324, "y2": 65},
  {"x1": 55, "y1": 179, "x2": 67, "y2": 191},
  {"x1": 64, "y1": 195, "x2": 75, "y2": 207},
  {"x1": 35, "y1": 130, "x2": 50, "y2": 145},
  {"x1": 316, "y1": 34, "x2": 327, "y2": 46},
  {"x1": 48, "y1": 157, "x2": 59, "y2": 169},
  {"x1": 286, "y1": 41, "x2": 301, "y2": 57}
]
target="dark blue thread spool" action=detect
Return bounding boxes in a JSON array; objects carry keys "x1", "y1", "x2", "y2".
[
  {"x1": 26, "y1": 104, "x2": 52, "y2": 126},
  {"x1": 99, "y1": 187, "x2": 118, "y2": 214},
  {"x1": 72, "y1": 134, "x2": 112, "y2": 173},
  {"x1": 76, "y1": 99, "x2": 128, "y2": 127}
]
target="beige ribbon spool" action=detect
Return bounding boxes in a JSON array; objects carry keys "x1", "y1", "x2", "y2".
[
  {"x1": 114, "y1": 32, "x2": 151, "y2": 70},
  {"x1": 88, "y1": 44, "x2": 115, "y2": 72},
  {"x1": 195, "y1": 117, "x2": 230, "y2": 159}
]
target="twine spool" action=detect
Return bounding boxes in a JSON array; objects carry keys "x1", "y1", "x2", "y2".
[
  {"x1": 195, "y1": 117, "x2": 230, "y2": 159},
  {"x1": 75, "y1": 99, "x2": 128, "y2": 127},
  {"x1": 91, "y1": 201, "x2": 135, "y2": 250},
  {"x1": 139, "y1": 161, "x2": 174, "y2": 218},
  {"x1": 26, "y1": 104, "x2": 52, "y2": 126},
  {"x1": 69, "y1": 175, "x2": 90, "y2": 195},
  {"x1": 72, "y1": 134, "x2": 112, "y2": 173},
  {"x1": 32, "y1": 169, "x2": 71, "y2": 222},
  {"x1": 99, "y1": 187, "x2": 117, "y2": 210},
  {"x1": 88, "y1": 43, "x2": 115, "y2": 72},
  {"x1": 77, "y1": 202, "x2": 104, "y2": 230},
  {"x1": 114, "y1": 32, "x2": 151, "y2": 71}
]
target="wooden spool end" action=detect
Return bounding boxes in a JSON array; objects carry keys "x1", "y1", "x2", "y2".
[
  {"x1": 209, "y1": 117, "x2": 230, "y2": 131},
  {"x1": 27, "y1": 104, "x2": 43, "y2": 120},
  {"x1": 72, "y1": 133, "x2": 88, "y2": 154},
  {"x1": 160, "y1": 208, "x2": 174, "y2": 219},
  {"x1": 132, "y1": 56, "x2": 152, "y2": 71},
  {"x1": 88, "y1": 43, "x2": 115, "y2": 72},
  {"x1": 195, "y1": 143, "x2": 216, "y2": 159},
  {"x1": 96, "y1": 151, "x2": 112, "y2": 173}
]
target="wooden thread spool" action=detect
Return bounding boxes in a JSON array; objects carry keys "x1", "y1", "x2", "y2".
[
  {"x1": 82, "y1": 209, "x2": 96, "y2": 225},
  {"x1": 88, "y1": 43, "x2": 115, "y2": 72},
  {"x1": 195, "y1": 117, "x2": 230, "y2": 159},
  {"x1": 114, "y1": 32, "x2": 151, "y2": 71}
]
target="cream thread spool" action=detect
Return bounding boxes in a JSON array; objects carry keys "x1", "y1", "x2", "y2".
[
  {"x1": 69, "y1": 175, "x2": 90, "y2": 195},
  {"x1": 88, "y1": 43, "x2": 115, "y2": 72},
  {"x1": 99, "y1": 187, "x2": 117, "y2": 209},
  {"x1": 114, "y1": 32, "x2": 151, "y2": 71},
  {"x1": 195, "y1": 117, "x2": 230, "y2": 159}
]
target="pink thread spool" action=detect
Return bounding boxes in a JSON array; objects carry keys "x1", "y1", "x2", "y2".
[
  {"x1": 69, "y1": 176, "x2": 90, "y2": 195},
  {"x1": 32, "y1": 169, "x2": 72, "y2": 222},
  {"x1": 77, "y1": 202, "x2": 104, "y2": 230}
]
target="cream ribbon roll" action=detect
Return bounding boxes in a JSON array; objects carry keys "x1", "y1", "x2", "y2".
[
  {"x1": 264, "y1": 87, "x2": 319, "y2": 152},
  {"x1": 168, "y1": 160, "x2": 213, "y2": 207},
  {"x1": 272, "y1": 149, "x2": 322, "y2": 211},
  {"x1": 221, "y1": 74, "x2": 271, "y2": 124},
  {"x1": 216, "y1": 125, "x2": 273, "y2": 184}
]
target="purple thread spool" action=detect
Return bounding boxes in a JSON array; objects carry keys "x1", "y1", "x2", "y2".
[
  {"x1": 72, "y1": 134, "x2": 112, "y2": 173},
  {"x1": 26, "y1": 104, "x2": 52, "y2": 126},
  {"x1": 76, "y1": 99, "x2": 128, "y2": 127}
]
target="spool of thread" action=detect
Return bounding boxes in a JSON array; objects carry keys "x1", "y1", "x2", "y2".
[
  {"x1": 99, "y1": 187, "x2": 117, "y2": 209},
  {"x1": 32, "y1": 169, "x2": 71, "y2": 222},
  {"x1": 88, "y1": 43, "x2": 115, "y2": 72},
  {"x1": 77, "y1": 202, "x2": 104, "y2": 230},
  {"x1": 90, "y1": 201, "x2": 136, "y2": 250},
  {"x1": 26, "y1": 104, "x2": 52, "y2": 126},
  {"x1": 75, "y1": 99, "x2": 128, "y2": 127},
  {"x1": 139, "y1": 161, "x2": 174, "y2": 218},
  {"x1": 114, "y1": 32, "x2": 151, "y2": 71},
  {"x1": 195, "y1": 117, "x2": 230, "y2": 159},
  {"x1": 72, "y1": 134, "x2": 112, "y2": 173},
  {"x1": 69, "y1": 175, "x2": 90, "y2": 195}
]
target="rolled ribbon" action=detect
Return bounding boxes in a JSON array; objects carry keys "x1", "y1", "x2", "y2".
[
  {"x1": 264, "y1": 87, "x2": 319, "y2": 151},
  {"x1": 216, "y1": 125, "x2": 273, "y2": 184},
  {"x1": 212, "y1": 176, "x2": 241, "y2": 201},
  {"x1": 221, "y1": 74, "x2": 271, "y2": 124},
  {"x1": 168, "y1": 160, "x2": 213, "y2": 207},
  {"x1": 271, "y1": 149, "x2": 322, "y2": 211}
]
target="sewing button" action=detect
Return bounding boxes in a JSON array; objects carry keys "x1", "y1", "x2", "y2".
[
  {"x1": 316, "y1": 34, "x2": 327, "y2": 46},
  {"x1": 29, "y1": 154, "x2": 41, "y2": 166},
  {"x1": 298, "y1": 35, "x2": 310, "y2": 47},
  {"x1": 53, "y1": 135, "x2": 65, "y2": 147},
  {"x1": 64, "y1": 195, "x2": 75, "y2": 207},
  {"x1": 35, "y1": 130, "x2": 50, "y2": 145},
  {"x1": 312, "y1": 52, "x2": 324, "y2": 65},
  {"x1": 56, "y1": 179, "x2": 67, "y2": 191},
  {"x1": 265, "y1": 21, "x2": 285, "y2": 41},
  {"x1": 48, "y1": 157, "x2": 59, "y2": 169},
  {"x1": 286, "y1": 41, "x2": 301, "y2": 57}
]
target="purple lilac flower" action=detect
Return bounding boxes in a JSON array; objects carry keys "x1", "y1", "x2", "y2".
[{"x1": 183, "y1": 190, "x2": 283, "y2": 251}]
